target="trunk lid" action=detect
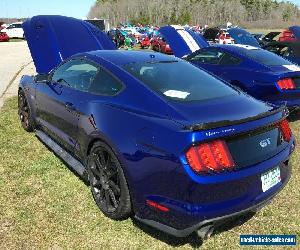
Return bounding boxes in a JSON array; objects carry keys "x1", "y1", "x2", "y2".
[
  {"x1": 159, "y1": 25, "x2": 209, "y2": 58},
  {"x1": 263, "y1": 31, "x2": 281, "y2": 42},
  {"x1": 23, "y1": 15, "x2": 116, "y2": 74},
  {"x1": 170, "y1": 93, "x2": 278, "y2": 128}
]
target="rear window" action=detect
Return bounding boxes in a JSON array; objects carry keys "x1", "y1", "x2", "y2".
[
  {"x1": 241, "y1": 48, "x2": 292, "y2": 66},
  {"x1": 122, "y1": 60, "x2": 237, "y2": 102}
]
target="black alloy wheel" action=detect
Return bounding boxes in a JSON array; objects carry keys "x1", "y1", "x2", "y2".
[
  {"x1": 87, "y1": 141, "x2": 131, "y2": 220},
  {"x1": 18, "y1": 90, "x2": 34, "y2": 132}
]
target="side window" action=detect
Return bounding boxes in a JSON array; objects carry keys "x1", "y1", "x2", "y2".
[
  {"x1": 89, "y1": 68, "x2": 123, "y2": 96},
  {"x1": 52, "y1": 59, "x2": 98, "y2": 91},
  {"x1": 15, "y1": 24, "x2": 22, "y2": 28},
  {"x1": 7, "y1": 24, "x2": 15, "y2": 29},
  {"x1": 219, "y1": 53, "x2": 241, "y2": 65},
  {"x1": 188, "y1": 49, "x2": 224, "y2": 65}
]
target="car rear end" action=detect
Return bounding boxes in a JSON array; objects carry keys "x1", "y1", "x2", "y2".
[
  {"x1": 123, "y1": 59, "x2": 296, "y2": 237},
  {"x1": 273, "y1": 73, "x2": 300, "y2": 109},
  {"x1": 236, "y1": 47, "x2": 300, "y2": 109}
]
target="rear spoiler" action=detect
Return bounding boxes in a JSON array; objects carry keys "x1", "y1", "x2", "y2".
[{"x1": 183, "y1": 106, "x2": 288, "y2": 131}]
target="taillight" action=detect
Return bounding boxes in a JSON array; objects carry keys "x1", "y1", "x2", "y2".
[
  {"x1": 279, "y1": 119, "x2": 292, "y2": 142},
  {"x1": 146, "y1": 200, "x2": 169, "y2": 212},
  {"x1": 185, "y1": 139, "x2": 235, "y2": 174},
  {"x1": 277, "y1": 78, "x2": 296, "y2": 90}
]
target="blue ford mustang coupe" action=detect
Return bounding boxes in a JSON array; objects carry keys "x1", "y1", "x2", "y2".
[
  {"x1": 19, "y1": 16, "x2": 296, "y2": 239},
  {"x1": 160, "y1": 25, "x2": 300, "y2": 110}
]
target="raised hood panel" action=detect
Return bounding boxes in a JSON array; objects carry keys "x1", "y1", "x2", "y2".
[
  {"x1": 227, "y1": 28, "x2": 260, "y2": 47},
  {"x1": 289, "y1": 26, "x2": 300, "y2": 41},
  {"x1": 23, "y1": 15, "x2": 116, "y2": 74},
  {"x1": 159, "y1": 25, "x2": 209, "y2": 58}
]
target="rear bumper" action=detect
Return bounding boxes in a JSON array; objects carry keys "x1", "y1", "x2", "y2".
[{"x1": 135, "y1": 165, "x2": 291, "y2": 237}]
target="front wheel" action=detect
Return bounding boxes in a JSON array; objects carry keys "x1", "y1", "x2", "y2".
[
  {"x1": 87, "y1": 141, "x2": 132, "y2": 220},
  {"x1": 18, "y1": 90, "x2": 34, "y2": 132}
]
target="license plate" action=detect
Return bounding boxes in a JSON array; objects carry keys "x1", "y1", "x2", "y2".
[{"x1": 261, "y1": 167, "x2": 281, "y2": 192}]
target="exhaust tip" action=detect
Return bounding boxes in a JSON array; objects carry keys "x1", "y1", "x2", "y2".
[{"x1": 197, "y1": 224, "x2": 214, "y2": 241}]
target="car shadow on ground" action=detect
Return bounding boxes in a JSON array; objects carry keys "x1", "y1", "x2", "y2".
[
  {"x1": 132, "y1": 211, "x2": 256, "y2": 248},
  {"x1": 288, "y1": 109, "x2": 300, "y2": 122}
]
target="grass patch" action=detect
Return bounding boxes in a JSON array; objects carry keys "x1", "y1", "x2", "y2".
[{"x1": 0, "y1": 97, "x2": 299, "y2": 249}]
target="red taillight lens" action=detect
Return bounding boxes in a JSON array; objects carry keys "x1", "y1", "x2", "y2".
[
  {"x1": 277, "y1": 78, "x2": 296, "y2": 90},
  {"x1": 146, "y1": 200, "x2": 169, "y2": 212},
  {"x1": 186, "y1": 139, "x2": 235, "y2": 174},
  {"x1": 279, "y1": 119, "x2": 292, "y2": 142}
]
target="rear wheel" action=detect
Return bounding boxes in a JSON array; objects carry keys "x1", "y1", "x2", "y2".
[
  {"x1": 87, "y1": 141, "x2": 131, "y2": 220},
  {"x1": 18, "y1": 90, "x2": 34, "y2": 132}
]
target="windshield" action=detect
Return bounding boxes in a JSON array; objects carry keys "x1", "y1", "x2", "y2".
[
  {"x1": 240, "y1": 48, "x2": 293, "y2": 66},
  {"x1": 123, "y1": 60, "x2": 237, "y2": 102},
  {"x1": 228, "y1": 28, "x2": 260, "y2": 47}
]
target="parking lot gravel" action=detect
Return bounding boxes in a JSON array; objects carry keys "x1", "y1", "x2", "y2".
[{"x1": 0, "y1": 41, "x2": 35, "y2": 109}]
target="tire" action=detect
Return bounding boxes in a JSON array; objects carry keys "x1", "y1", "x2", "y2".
[
  {"x1": 18, "y1": 90, "x2": 35, "y2": 132},
  {"x1": 87, "y1": 141, "x2": 131, "y2": 220}
]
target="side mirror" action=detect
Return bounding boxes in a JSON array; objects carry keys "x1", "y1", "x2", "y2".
[{"x1": 34, "y1": 73, "x2": 49, "y2": 82}]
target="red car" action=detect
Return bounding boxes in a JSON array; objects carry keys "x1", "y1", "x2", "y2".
[
  {"x1": 151, "y1": 34, "x2": 173, "y2": 54},
  {"x1": 0, "y1": 32, "x2": 9, "y2": 42},
  {"x1": 278, "y1": 29, "x2": 297, "y2": 42},
  {"x1": 140, "y1": 36, "x2": 151, "y2": 48}
]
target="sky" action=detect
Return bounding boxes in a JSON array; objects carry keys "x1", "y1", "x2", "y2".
[
  {"x1": 290, "y1": 0, "x2": 300, "y2": 6},
  {"x1": 0, "y1": 0, "x2": 96, "y2": 19},
  {"x1": 0, "y1": 0, "x2": 299, "y2": 19}
]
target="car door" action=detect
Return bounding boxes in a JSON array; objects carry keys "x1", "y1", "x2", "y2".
[{"x1": 35, "y1": 58, "x2": 98, "y2": 153}]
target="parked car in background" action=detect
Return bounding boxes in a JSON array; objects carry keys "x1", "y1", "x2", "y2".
[
  {"x1": 203, "y1": 27, "x2": 260, "y2": 47},
  {"x1": 280, "y1": 26, "x2": 300, "y2": 42},
  {"x1": 140, "y1": 35, "x2": 151, "y2": 48},
  {"x1": 160, "y1": 25, "x2": 300, "y2": 110},
  {"x1": 2, "y1": 22, "x2": 24, "y2": 38},
  {"x1": 257, "y1": 32, "x2": 281, "y2": 46},
  {"x1": 263, "y1": 41, "x2": 300, "y2": 65},
  {"x1": 21, "y1": 15, "x2": 296, "y2": 240},
  {"x1": 0, "y1": 31, "x2": 10, "y2": 42},
  {"x1": 0, "y1": 22, "x2": 7, "y2": 31},
  {"x1": 151, "y1": 33, "x2": 173, "y2": 54}
]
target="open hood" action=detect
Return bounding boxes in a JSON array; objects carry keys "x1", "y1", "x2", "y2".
[
  {"x1": 159, "y1": 25, "x2": 209, "y2": 58},
  {"x1": 289, "y1": 26, "x2": 300, "y2": 41},
  {"x1": 227, "y1": 28, "x2": 260, "y2": 47},
  {"x1": 203, "y1": 27, "x2": 220, "y2": 41},
  {"x1": 23, "y1": 15, "x2": 116, "y2": 74},
  {"x1": 263, "y1": 31, "x2": 281, "y2": 42}
]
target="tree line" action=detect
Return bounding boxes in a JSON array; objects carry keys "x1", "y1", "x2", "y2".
[{"x1": 88, "y1": 0, "x2": 300, "y2": 28}]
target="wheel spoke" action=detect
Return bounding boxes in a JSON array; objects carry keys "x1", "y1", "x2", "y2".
[
  {"x1": 108, "y1": 188, "x2": 118, "y2": 208},
  {"x1": 90, "y1": 165, "x2": 101, "y2": 178},
  {"x1": 108, "y1": 180, "x2": 120, "y2": 196},
  {"x1": 92, "y1": 178, "x2": 101, "y2": 187}
]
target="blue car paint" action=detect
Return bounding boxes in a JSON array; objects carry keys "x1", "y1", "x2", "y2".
[
  {"x1": 289, "y1": 26, "x2": 300, "y2": 41},
  {"x1": 227, "y1": 28, "x2": 260, "y2": 47},
  {"x1": 160, "y1": 25, "x2": 300, "y2": 109},
  {"x1": 23, "y1": 15, "x2": 116, "y2": 74},
  {"x1": 20, "y1": 16, "x2": 296, "y2": 237}
]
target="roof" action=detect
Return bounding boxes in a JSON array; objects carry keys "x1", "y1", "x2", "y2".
[
  {"x1": 85, "y1": 50, "x2": 177, "y2": 65},
  {"x1": 214, "y1": 44, "x2": 261, "y2": 53}
]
